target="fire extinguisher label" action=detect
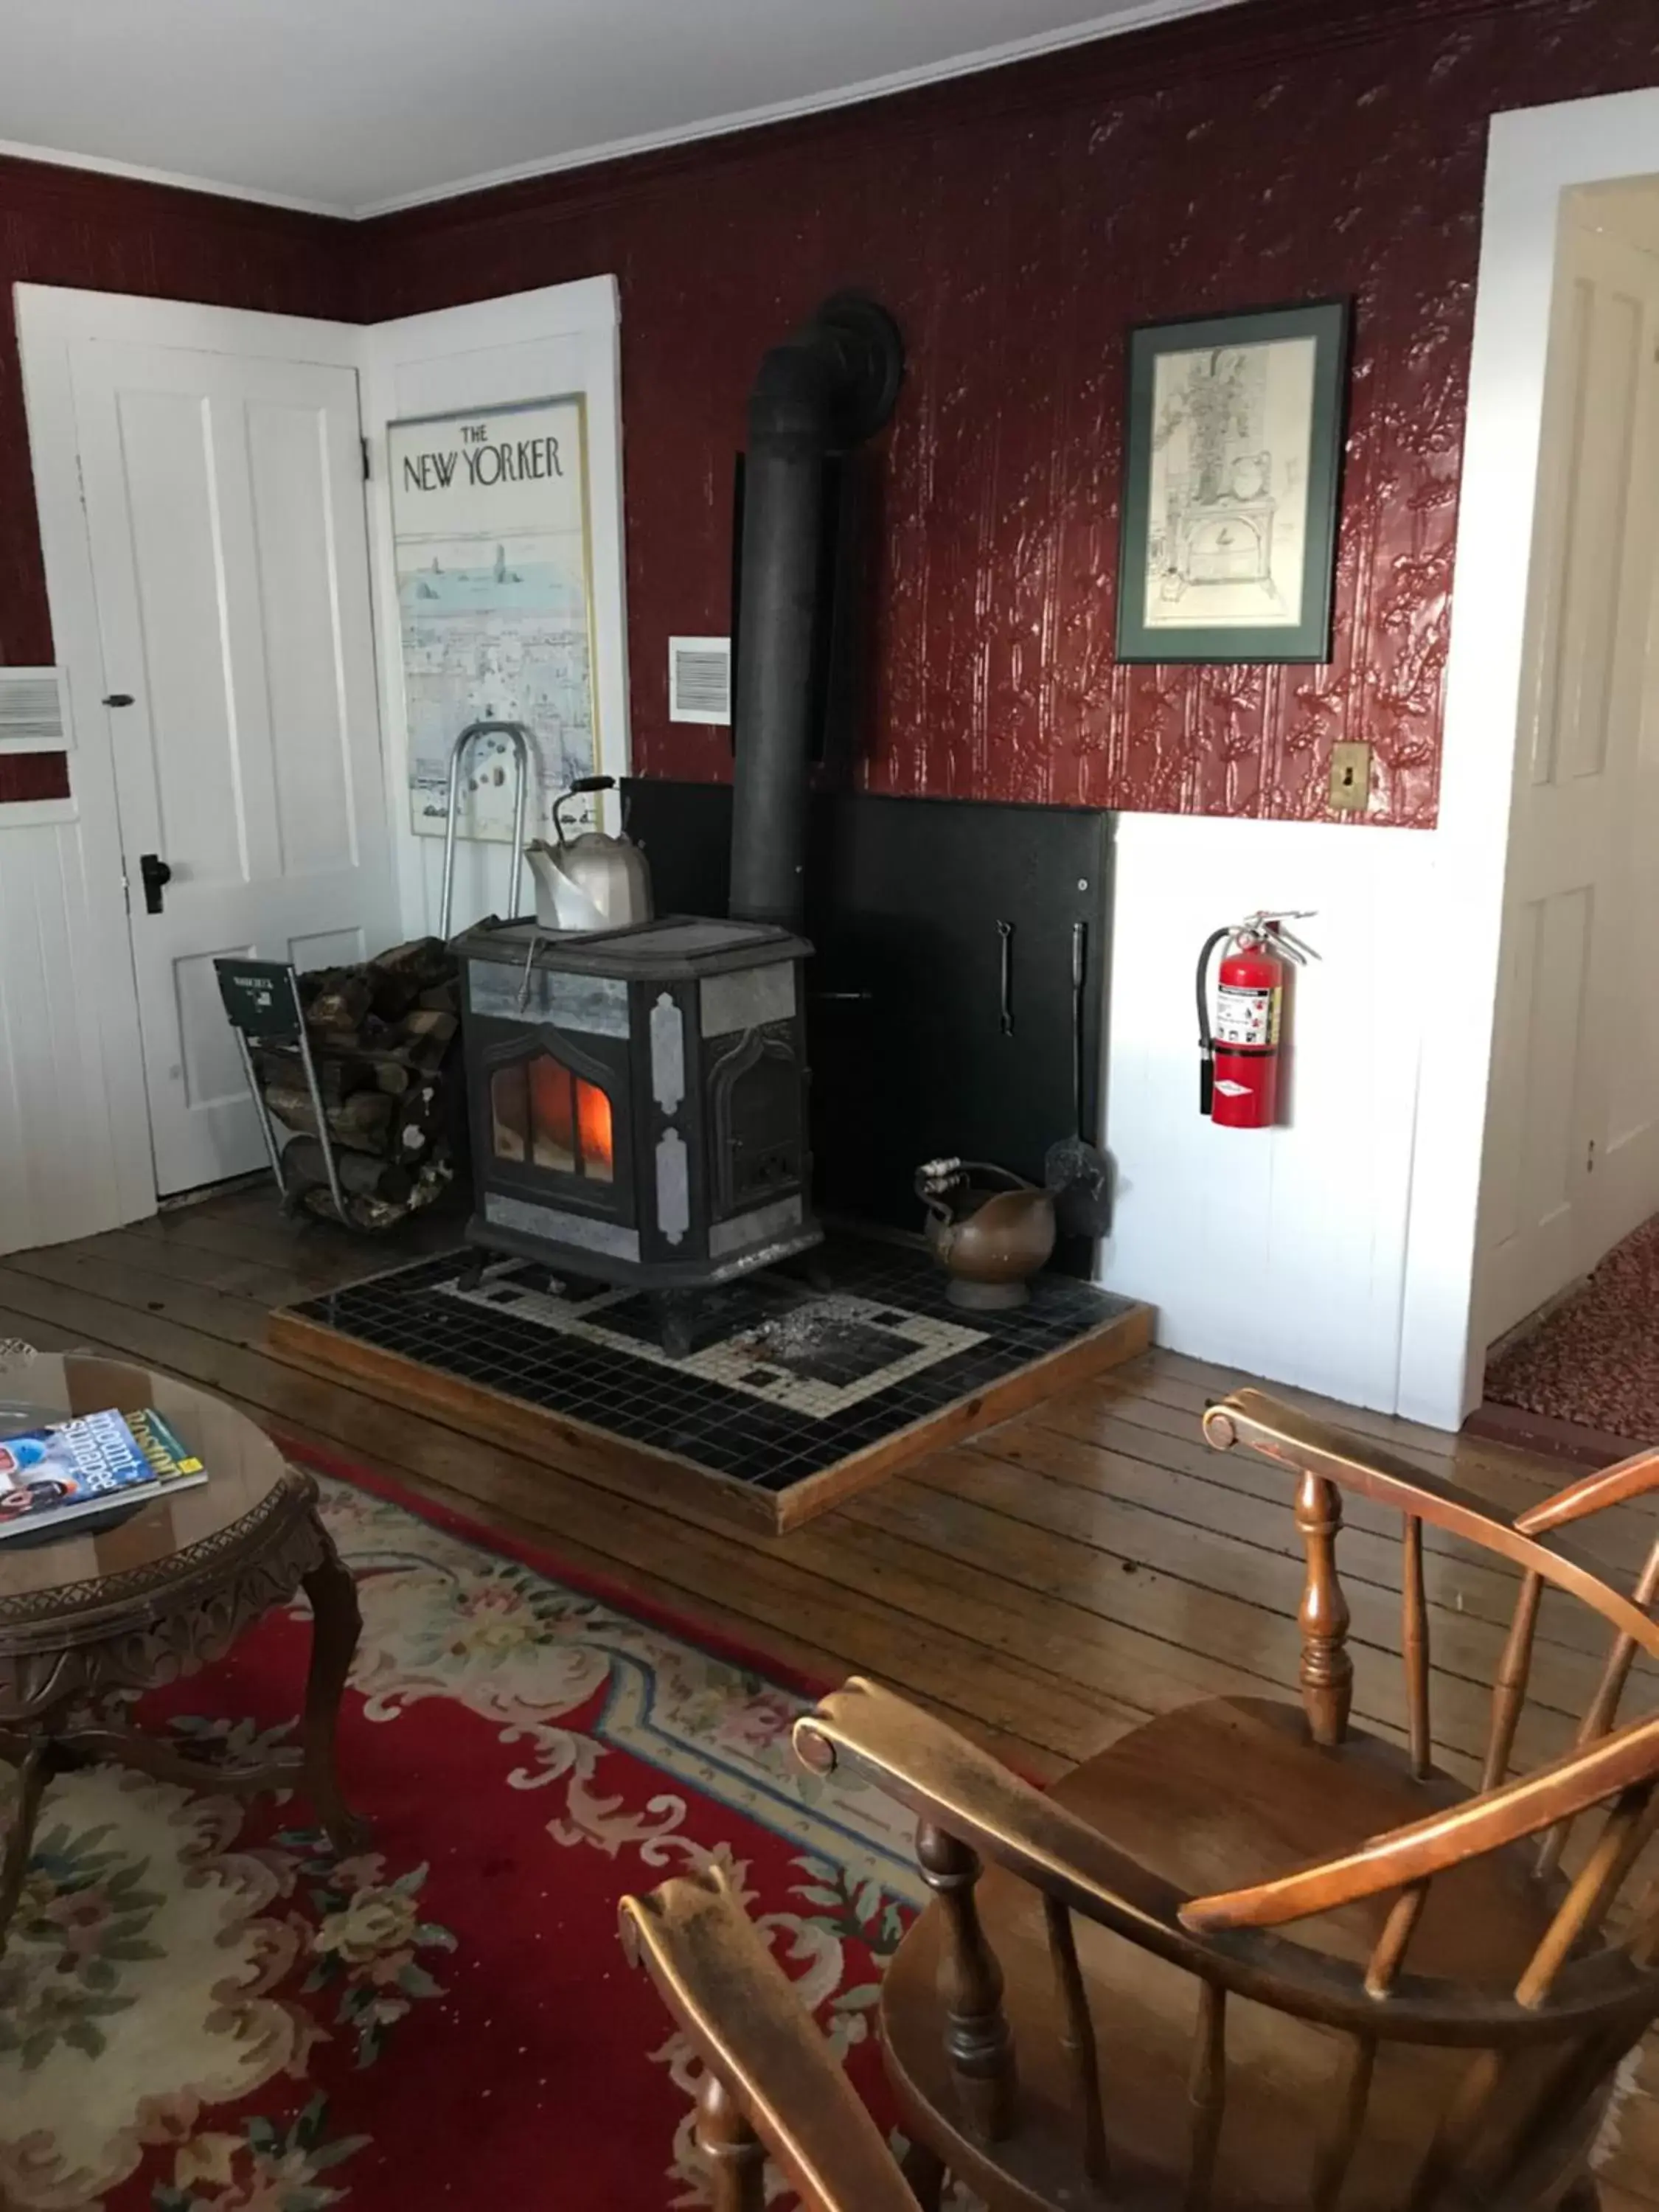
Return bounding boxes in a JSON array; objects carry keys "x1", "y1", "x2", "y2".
[{"x1": 1216, "y1": 983, "x2": 1281, "y2": 1048}]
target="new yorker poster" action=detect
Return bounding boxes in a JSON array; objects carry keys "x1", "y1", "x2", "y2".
[{"x1": 389, "y1": 397, "x2": 600, "y2": 841}]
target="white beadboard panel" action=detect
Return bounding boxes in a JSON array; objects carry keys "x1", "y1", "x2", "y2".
[
  {"x1": 1098, "y1": 812, "x2": 1431, "y2": 1416},
  {"x1": 0, "y1": 815, "x2": 144, "y2": 1256}
]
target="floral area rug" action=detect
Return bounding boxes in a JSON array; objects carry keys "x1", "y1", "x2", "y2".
[{"x1": 0, "y1": 1462, "x2": 925, "y2": 2211}]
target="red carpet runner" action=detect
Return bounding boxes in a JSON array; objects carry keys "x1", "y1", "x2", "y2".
[
  {"x1": 1485, "y1": 1213, "x2": 1659, "y2": 1449},
  {"x1": 0, "y1": 1456, "x2": 921, "y2": 2210}
]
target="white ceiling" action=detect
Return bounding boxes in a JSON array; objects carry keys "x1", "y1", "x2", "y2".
[{"x1": 0, "y1": 0, "x2": 1235, "y2": 220}]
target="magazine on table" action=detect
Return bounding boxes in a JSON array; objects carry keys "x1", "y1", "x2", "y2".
[{"x1": 0, "y1": 1406, "x2": 206, "y2": 1541}]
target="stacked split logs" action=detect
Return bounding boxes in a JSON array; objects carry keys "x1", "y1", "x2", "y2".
[{"x1": 253, "y1": 938, "x2": 465, "y2": 1231}]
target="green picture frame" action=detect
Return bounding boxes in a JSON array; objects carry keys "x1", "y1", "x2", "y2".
[{"x1": 1116, "y1": 299, "x2": 1351, "y2": 664}]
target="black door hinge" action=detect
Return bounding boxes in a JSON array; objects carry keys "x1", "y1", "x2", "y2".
[{"x1": 361, "y1": 437, "x2": 371, "y2": 482}]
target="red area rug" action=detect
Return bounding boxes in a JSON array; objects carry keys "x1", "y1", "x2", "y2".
[
  {"x1": 0, "y1": 1453, "x2": 922, "y2": 2210},
  {"x1": 1485, "y1": 1213, "x2": 1659, "y2": 1448}
]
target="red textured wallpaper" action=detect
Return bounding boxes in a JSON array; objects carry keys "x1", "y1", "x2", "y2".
[
  {"x1": 0, "y1": 155, "x2": 350, "y2": 804},
  {"x1": 358, "y1": 0, "x2": 1659, "y2": 827},
  {"x1": 7, "y1": 0, "x2": 1659, "y2": 826},
  {"x1": 0, "y1": 753, "x2": 69, "y2": 804}
]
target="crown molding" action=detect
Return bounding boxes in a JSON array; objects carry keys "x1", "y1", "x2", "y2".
[
  {"x1": 352, "y1": 0, "x2": 1242, "y2": 218},
  {"x1": 0, "y1": 135, "x2": 341, "y2": 218},
  {"x1": 1, "y1": 0, "x2": 1242, "y2": 224},
  {"x1": 358, "y1": 0, "x2": 1544, "y2": 237},
  {"x1": 0, "y1": 0, "x2": 1563, "y2": 228}
]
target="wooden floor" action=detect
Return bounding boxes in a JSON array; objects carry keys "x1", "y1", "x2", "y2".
[{"x1": 4, "y1": 1185, "x2": 1658, "y2": 2209}]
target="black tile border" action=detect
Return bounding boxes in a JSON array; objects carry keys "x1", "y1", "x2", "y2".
[{"x1": 287, "y1": 1234, "x2": 1135, "y2": 1498}]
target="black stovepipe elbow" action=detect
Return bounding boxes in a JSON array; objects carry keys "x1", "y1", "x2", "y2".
[{"x1": 728, "y1": 295, "x2": 903, "y2": 932}]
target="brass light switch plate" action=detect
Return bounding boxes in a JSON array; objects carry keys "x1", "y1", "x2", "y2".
[{"x1": 1328, "y1": 740, "x2": 1371, "y2": 814}]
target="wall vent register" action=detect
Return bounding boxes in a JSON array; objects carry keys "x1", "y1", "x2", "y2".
[
  {"x1": 0, "y1": 668, "x2": 69, "y2": 753},
  {"x1": 667, "y1": 636, "x2": 732, "y2": 724}
]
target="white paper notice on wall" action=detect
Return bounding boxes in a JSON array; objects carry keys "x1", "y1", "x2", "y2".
[
  {"x1": 669, "y1": 636, "x2": 731, "y2": 725},
  {"x1": 389, "y1": 397, "x2": 601, "y2": 842}
]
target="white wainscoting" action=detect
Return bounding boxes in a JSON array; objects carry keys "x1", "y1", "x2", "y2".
[
  {"x1": 1098, "y1": 811, "x2": 1432, "y2": 1416},
  {"x1": 0, "y1": 804, "x2": 150, "y2": 1256}
]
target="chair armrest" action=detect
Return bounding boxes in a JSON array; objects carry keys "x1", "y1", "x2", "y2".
[
  {"x1": 1515, "y1": 1449, "x2": 1659, "y2": 1537},
  {"x1": 1182, "y1": 1706, "x2": 1659, "y2": 1932},
  {"x1": 619, "y1": 1865, "x2": 916, "y2": 2212},
  {"x1": 793, "y1": 1675, "x2": 1191, "y2": 1942},
  {"x1": 1205, "y1": 1390, "x2": 1659, "y2": 1662},
  {"x1": 1204, "y1": 1388, "x2": 1516, "y2": 1525},
  {"x1": 793, "y1": 1680, "x2": 1659, "y2": 2040}
]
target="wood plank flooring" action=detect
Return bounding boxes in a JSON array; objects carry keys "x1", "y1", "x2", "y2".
[{"x1": 7, "y1": 1186, "x2": 1659, "y2": 2205}]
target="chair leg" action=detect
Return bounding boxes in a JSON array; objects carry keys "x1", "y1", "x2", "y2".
[
  {"x1": 698, "y1": 2073, "x2": 766, "y2": 2212},
  {"x1": 299, "y1": 1538, "x2": 371, "y2": 1853},
  {"x1": 901, "y1": 2138, "x2": 946, "y2": 2210},
  {"x1": 0, "y1": 1740, "x2": 57, "y2": 1961}
]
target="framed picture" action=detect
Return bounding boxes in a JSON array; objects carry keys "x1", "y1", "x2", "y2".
[
  {"x1": 389, "y1": 395, "x2": 602, "y2": 840},
  {"x1": 1116, "y1": 299, "x2": 1351, "y2": 664}
]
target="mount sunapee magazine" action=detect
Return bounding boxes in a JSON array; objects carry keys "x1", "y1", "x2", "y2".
[{"x1": 0, "y1": 1405, "x2": 205, "y2": 1540}]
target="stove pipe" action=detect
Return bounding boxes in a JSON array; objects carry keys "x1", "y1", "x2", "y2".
[{"x1": 728, "y1": 293, "x2": 904, "y2": 931}]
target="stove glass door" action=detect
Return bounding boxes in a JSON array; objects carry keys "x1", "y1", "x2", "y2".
[{"x1": 490, "y1": 1049, "x2": 614, "y2": 1185}]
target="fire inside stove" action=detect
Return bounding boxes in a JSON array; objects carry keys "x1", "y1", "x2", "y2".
[{"x1": 490, "y1": 1050, "x2": 615, "y2": 1185}]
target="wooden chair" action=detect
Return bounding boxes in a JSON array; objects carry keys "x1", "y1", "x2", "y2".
[
  {"x1": 633, "y1": 1389, "x2": 1659, "y2": 2212},
  {"x1": 620, "y1": 1861, "x2": 918, "y2": 2212}
]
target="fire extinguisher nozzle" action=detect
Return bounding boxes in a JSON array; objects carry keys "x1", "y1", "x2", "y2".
[{"x1": 1199, "y1": 1060, "x2": 1214, "y2": 1117}]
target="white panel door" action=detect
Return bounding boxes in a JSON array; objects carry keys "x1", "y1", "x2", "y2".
[
  {"x1": 361, "y1": 278, "x2": 630, "y2": 940},
  {"x1": 1479, "y1": 219, "x2": 1659, "y2": 1343},
  {"x1": 70, "y1": 340, "x2": 396, "y2": 1195}
]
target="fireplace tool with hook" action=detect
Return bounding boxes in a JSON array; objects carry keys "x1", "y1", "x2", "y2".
[
  {"x1": 437, "y1": 720, "x2": 536, "y2": 939},
  {"x1": 1044, "y1": 918, "x2": 1113, "y2": 1239}
]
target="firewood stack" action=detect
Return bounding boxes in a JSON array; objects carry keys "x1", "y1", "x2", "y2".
[{"x1": 253, "y1": 938, "x2": 465, "y2": 1231}]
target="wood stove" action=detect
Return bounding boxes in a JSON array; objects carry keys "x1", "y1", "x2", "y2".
[
  {"x1": 456, "y1": 915, "x2": 818, "y2": 1316},
  {"x1": 452, "y1": 296, "x2": 905, "y2": 1349}
]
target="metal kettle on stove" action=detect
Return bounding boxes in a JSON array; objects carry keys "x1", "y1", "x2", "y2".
[{"x1": 525, "y1": 775, "x2": 654, "y2": 933}]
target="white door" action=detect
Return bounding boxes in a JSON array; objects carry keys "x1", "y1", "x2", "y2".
[
  {"x1": 361, "y1": 277, "x2": 630, "y2": 939},
  {"x1": 1479, "y1": 215, "x2": 1659, "y2": 1344},
  {"x1": 70, "y1": 338, "x2": 396, "y2": 1196}
]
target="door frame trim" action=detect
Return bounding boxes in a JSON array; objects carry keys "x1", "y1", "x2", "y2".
[
  {"x1": 1397, "y1": 86, "x2": 1659, "y2": 1426},
  {"x1": 13, "y1": 284, "x2": 375, "y2": 1227}
]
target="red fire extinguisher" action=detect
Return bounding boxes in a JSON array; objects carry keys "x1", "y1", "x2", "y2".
[{"x1": 1196, "y1": 913, "x2": 1318, "y2": 1129}]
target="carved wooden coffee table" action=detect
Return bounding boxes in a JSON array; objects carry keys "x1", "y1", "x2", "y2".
[{"x1": 0, "y1": 1346, "x2": 366, "y2": 1948}]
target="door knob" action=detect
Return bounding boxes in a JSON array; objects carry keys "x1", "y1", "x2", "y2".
[
  {"x1": 102, "y1": 693, "x2": 135, "y2": 708},
  {"x1": 138, "y1": 853, "x2": 172, "y2": 914}
]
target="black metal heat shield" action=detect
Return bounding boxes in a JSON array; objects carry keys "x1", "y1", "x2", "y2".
[{"x1": 623, "y1": 782, "x2": 1113, "y2": 1273}]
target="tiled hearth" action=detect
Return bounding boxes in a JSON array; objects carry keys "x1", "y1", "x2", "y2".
[{"x1": 274, "y1": 1233, "x2": 1150, "y2": 1529}]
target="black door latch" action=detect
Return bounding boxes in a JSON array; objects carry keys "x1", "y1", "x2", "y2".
[
  {"x1": 138, "y1": 853, "x2": 172, "y2": 914},
  {"x1": 102, "y1": 693, "x2": 135, "y2": 708}
]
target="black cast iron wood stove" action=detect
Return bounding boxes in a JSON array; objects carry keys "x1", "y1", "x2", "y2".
[
  {"x1": 456, "y1": 915, "x2": 816, "y2": 1340},
  {"x1": 455, "y1": 295, "x2": 905, "y2": 1351}
]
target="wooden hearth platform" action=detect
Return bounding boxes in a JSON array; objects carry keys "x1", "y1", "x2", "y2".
[{"x1": 268, "y1": 1234, "x2": 1152, "y2": 1532}]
